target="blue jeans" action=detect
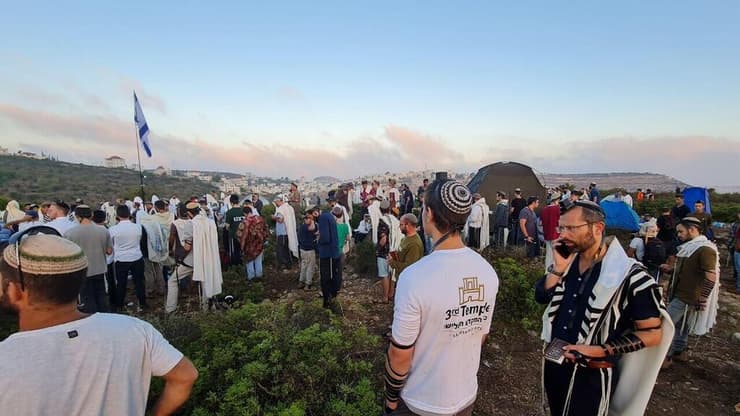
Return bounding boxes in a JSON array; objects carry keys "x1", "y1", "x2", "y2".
[
  {"x1": 667, "y1": 297, "x2": 694, "y2": 356},
  {"x1": 733, "y1": 251, "x2": 740, "y2": 290},
  {"x1": 245, "y1": 252, "x2": 264, "y2": 280}
]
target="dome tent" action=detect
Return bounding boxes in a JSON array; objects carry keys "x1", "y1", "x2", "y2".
[
  {"x1": 467, "y1": 161, "x2": 547, "y2": 206},
  {"x1": 600, "y1": 200, "x2": 640, "y2": 232}
]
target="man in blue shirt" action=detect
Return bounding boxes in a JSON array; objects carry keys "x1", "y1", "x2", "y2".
[
  {"x1": 588, "y1": 182, "x2": 600, "y2": 203},
  {"x1": 316, "y1": 207, "x2": 339, "y2": 310}
]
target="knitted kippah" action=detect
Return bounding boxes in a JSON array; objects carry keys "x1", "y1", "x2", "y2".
[
  {"x1": 439, "y1": 181, "x2": 472, "y2": 215},
  {"x1": 3, "y1": 234, "x2": 88, "y2": 275}
]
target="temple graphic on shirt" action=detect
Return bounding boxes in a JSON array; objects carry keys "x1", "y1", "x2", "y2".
[{"x1": 459, "y1": 277, "x2": 485, "y2": 305}]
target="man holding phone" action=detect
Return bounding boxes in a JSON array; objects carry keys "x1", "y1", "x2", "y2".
[{"x1": 534, "y1": 200, "x2": 673, "y2": 416}]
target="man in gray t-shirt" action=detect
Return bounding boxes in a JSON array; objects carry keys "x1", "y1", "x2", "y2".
[
  {"x1": 64, "y1": 206, "x2": 113, "y2": 313},
  {"x1": 518, "y1": 197, "x2": 540, "y2": 258}
]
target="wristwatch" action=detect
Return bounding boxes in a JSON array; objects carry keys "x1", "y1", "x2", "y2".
[{"x1": 547, "y1": 264, "x2": 565, "y2": 277}]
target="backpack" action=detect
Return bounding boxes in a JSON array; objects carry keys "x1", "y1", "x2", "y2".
[{"x1": 643, "y1": 238, "x2": 666, "y2": 268}]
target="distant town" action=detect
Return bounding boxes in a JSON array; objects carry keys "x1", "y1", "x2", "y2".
[{"x1": 1, "y1": 147, "x2": 705, "y2": 199}]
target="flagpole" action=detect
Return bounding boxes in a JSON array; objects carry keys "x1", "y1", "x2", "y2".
[{"x1": 134, "y1": 92, "x2": 145, "y2": 199}]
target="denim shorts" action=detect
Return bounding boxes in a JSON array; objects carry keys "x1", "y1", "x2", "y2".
[{"x1": 377, "y1": 257, "x2": 389, "y2": 278}]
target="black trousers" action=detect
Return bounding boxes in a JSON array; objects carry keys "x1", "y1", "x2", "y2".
[
  {"x1": 544, "y1": 361, "x2": 612, "y2": 416},
  {"x1": 114, "y1": 258, "x2": 146, "y2": 308},
  {"x1": 229, "y1": 236, "x2": 242, "y2": 265},
  {"x1": 106, "y1": 262, "x2": 117, "y2": 307},
  {"x1": 467, "y1": 226, "x2": 481, "y2": 248},
  {"x1": 79, "y1": 274, "x2": 109, "y2": 313},
  {"x1": 526, "y1": 240, "x2": 540, "y2": 258},
  {"x1": 319, "y1": 257, "x2": 341, "y2": 306},
  {"x1": 276, "y1": 235, "x2": 292, "y2": 268}
]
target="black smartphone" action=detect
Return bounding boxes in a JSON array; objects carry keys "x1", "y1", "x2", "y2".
[{"x1": 555, "y1": 242, "x2": 572, "y2": 258}]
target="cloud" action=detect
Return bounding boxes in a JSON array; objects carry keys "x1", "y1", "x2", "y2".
[
  {"x1": 1, "y1": 99, "x2": 738, "y2": 187},
  {"x1": 276, "y1": 86, "x2": 306, "y2": 102},
  {"x1": 118, "y1": 76, "x2": 167, "y2": 114}
]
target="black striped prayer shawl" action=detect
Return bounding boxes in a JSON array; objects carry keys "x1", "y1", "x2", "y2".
[{"x1": 540, "y1": 238, "x2": 673, "y2": 416}]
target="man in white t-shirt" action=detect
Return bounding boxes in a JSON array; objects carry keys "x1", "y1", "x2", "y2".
[
  {"x1": 46, "y1": 200, "x2": 77, "y2": 235},
  {"x1": 0, "y1": 233, "x2": 197, "y2": 415},
  {"x1": 109, "y1": 204, "x2": 147, "y2": 311},
  {"x1": 383, "y1": 179, "x2": 499, "y2": 416}
]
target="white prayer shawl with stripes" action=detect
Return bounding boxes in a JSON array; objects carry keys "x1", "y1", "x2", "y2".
[
  {"x1": 670, "y1": 236, "x2": 720, "y2": 336},
  {"x1": 540, "y1": 237, "x2": 674, "y2": 416}
]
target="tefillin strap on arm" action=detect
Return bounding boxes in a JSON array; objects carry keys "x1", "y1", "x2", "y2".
[
  {"x1": 601, "y1": 333, "x2": 646, "y2": 356},
  {"x1": 383, "y1": 354, "x2": 409, "y2": 404}
]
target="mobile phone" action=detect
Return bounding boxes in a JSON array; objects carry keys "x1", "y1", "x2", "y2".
[{"x1": 555, "y1": 242, "x2": 572, "y2": 258}]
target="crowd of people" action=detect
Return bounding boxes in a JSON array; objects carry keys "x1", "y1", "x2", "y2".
[{"x1": 0, "y1": 176, "x2": 737, "y2": 416}]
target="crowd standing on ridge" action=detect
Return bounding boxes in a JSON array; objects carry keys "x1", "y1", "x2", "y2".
[{"x1": 0, "y1": 176, "x2": 737, "y2": 415}]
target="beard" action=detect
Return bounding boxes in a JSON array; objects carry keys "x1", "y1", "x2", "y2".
[{"x1": 561, "y1": 230, "x2": 598, "y2": 253}]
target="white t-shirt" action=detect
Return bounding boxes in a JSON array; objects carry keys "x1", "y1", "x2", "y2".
[
  {"x1": 392, "y1": 247, "x2": 499, "y2": 416},
  {"x1": 109, "y1": 220, "x2": 144, "y2": 262},
  {"x1": 47, "y1": 217, "x2": 78, "y2": 235},
  {"x1": 0, "y1": 313, "x2": 183, "y2": 415},
  {"x1": 629, "y1": 237, "x2": 645, "y2": 261}
]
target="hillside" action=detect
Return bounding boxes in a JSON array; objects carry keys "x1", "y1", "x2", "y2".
[
  {"x1": 541, "y1": 172, "x2": 690, "y2": 192},
  {"x1": 0, "y1": 156, "x2": 217, "y2": 204}
]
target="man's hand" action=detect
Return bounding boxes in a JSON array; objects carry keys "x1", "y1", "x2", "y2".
[
  {"x1": 695, "y1": 298, "x2": 707, "y2": 311},
  {"x1": 562, "y1": 344, "x2": 606, "y2": 363},
  {"x1": 384, "y1": 400, "x2": 398, "y2": 414},
  {"x1": 551, "y1": 239, "x2": 576, "y2": 272},
  {"x1": 659, "y1": 264, "x2": 672, "y2": 273}
]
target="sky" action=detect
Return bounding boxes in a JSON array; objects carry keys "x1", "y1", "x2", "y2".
[{"x1": 1, "y1": 1, "x2": 739, "y2": 188}]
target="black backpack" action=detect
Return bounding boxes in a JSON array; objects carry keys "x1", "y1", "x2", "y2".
[{"x1": 643, "y1": 238, "x2": 666, "y2": 268}]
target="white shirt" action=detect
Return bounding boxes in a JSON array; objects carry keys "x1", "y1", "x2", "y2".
[
  {"x1": 355, "y1": 220, "x2": 371, "y2": 234},
  {"x1": 392, "y1": 247, "x2": 499, "y2": 415},
  {"x1": 467, "y1": 204, "x2": 483, "y2": 228},
  {"x1": 47, "y1": 217, "x2": 78, "y2": 235},
  {"x1": 109, "y1": 220, "x2": 143, "y2": 262},
  {"x1": 0, "y1": 313, "x2": 183, "y2": 416}
]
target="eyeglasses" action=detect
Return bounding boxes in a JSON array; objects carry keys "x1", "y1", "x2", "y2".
[
  {"x1": 7, "y1": 225, "x2": 61, "y2": 291},
  {"x1": 557, "y1": 222, "x2": 594, "y2": 233}
]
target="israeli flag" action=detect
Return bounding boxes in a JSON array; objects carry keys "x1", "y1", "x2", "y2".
[{"x1": 134, "y1": 92, "x2": 152, "y2": 157}]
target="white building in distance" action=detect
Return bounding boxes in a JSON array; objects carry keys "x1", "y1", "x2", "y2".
[{"x1": 104, "y1": 155, "x2": 126, "y2": 168}]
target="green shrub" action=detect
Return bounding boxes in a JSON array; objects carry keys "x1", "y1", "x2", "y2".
[
  {"x1": 485, "y1": 255, "x2": 545, "y2": 331},
  {"x1": 349, "y1": 239, "x2": 376, "y2": 276},
  {"x1": 153, "y1": 301, "x2": 382, "y2": 415}
]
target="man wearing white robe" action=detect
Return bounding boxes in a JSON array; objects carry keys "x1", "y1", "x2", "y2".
[
  {"x1": 273, "y1": 196, "x2": 299, "y2": 270},
  {"x1": 466, "y1": 194, "x2": 490, "y2": 252},
  {"x1": 191, "y1": 208, "x2": 223, "y2": 311}
]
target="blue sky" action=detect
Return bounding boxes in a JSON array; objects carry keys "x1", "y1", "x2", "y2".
[{"x1": 0, "y1": 1, "x2": 738, "y2": 187}]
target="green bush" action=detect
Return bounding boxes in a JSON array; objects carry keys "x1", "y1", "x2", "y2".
[
  {"x1": 349, "y1": 239, "x2": 376, "y2": 276},
  {"x1": 485, "y1": 255, "x2": 546, "y2": 331},
  {"x1": 153, "y1": 301, "x2": 382, "y2": 415}
]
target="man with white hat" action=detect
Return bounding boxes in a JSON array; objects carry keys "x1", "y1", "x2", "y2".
[{"x1": 0, "y1": 232, "x2": 198, "y2": 414}]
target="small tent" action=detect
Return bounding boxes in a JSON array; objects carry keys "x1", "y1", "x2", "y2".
[
  {"x1": 683, "y1": 187, "x2": 712, "y2": 214},
  {"x1": 600, "y1": 200, "x2": 640, "y2": 232},
  {"x1": 467, "y1": 161, "x2": 547, "y2": 205}
]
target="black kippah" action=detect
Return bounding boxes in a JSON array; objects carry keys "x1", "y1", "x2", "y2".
[{"x1": 439, "y1": 181, "x2": 472, "y2": 215}]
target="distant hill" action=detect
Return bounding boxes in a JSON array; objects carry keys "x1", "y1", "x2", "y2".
[
  {"x1": 314, "y1": 176, "x2": 341, "y2": 184},
  {"x1": 0, "y1": 156, "x2": 217, "y2": 204},
  {"x1": 540, "y1": 172, "x2": 690, "y2": 193}
]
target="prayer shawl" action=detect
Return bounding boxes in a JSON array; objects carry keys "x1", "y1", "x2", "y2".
[
  {"x1": 191, "y1": 214, "x2": 223, "y2": 299},
  {"x1": 369, "y1": 200, "x2": 381, "y2": 244},
  {"x1": 169, "y1": 198, "x2": 180, "y2": 216},
  {"x1": 540, "y1": 237, "x2": 674, "y2": 416},
  {"x1": 466, "y1": 198, "x2": 490, "y2": 251},
  {"x1": 276, "y1": 203, "x2": 299, "y2": 258},
  {"x1": 240, "y1": 214, "x2": 269, "y2": 261},
  {"x1": 102, "y1": 202, "x2": 118, "y2": 227},
  {"x1": 381, "y1": 214, "x2": 402, "y2": 281},
  {"x1": 334, "y1": 204, "x2": 352, "y2": 237},
  {"x1": 140, "y1": 215, "x2": 170, "y2": 263},
  {"x1": 4, "y1": 201, "x2": 25, "y2": 223},
  {"x1": 670, "y1": 236, "x2": 720, "y2": 335}
]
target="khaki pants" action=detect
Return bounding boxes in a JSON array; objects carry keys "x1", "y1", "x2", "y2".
[
  {"x1": 299, "y1": 249, "x2": 317, "y2": 285},
  {"x1": 144, "y1": 259, "x2": 165, "y2": 296},
  {"x1": 166, "y1": 264, "x2": 193, "y2": 313}
]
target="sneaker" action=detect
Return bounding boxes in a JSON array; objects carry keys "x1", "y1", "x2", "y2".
[
  {"x1": 304, "y1": 284, "x2": 312, "y2": 291},
  {"x1": 298, "y1": 282, "x2": 305, "y2": 289}
]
